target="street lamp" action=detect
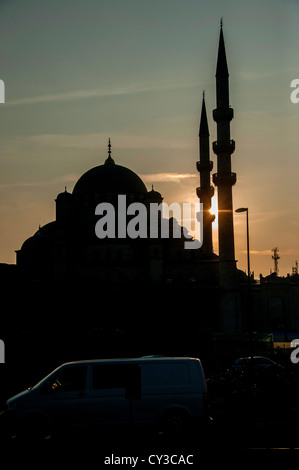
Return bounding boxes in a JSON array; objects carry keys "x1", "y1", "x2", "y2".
[{"x1": 235, "y1": 207, "x2": 253, "y2": 353}]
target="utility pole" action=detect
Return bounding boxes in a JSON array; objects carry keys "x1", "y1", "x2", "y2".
[
  {"x1": 272, "y1": 247, "x2": 280, "y2": 275},
  {"x1": 292, "y1": 260, "x2": 298, "y2": 276}
]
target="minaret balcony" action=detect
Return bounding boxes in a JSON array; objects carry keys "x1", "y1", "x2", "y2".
[
  {"x1": 196, "y1": 186, "x2": 215, "y2": 199},
  {"x1": 212, "y1": 139, "x2": 235, "y2": 155},
  {"x1": 196, "y1": 160, "x2": 213, "y2": 172},
  {"x1": 212, "y1": 172, "x2": 237, "y2": 186},
  {"x1": 213, "y1": 107, "x2": 234, "y2": 123}
]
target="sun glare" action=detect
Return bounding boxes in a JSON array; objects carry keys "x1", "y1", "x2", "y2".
[{"x1": 210, "y1": 197, "x2": 218, "y2": 228}]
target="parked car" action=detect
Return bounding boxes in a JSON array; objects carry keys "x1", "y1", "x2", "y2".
[
  {"x1": 1, "y1": 356, "x2": 208, "y2": 440},
  {"x1": 231, "y1": 356, "x2": 282, "y2": 370}
]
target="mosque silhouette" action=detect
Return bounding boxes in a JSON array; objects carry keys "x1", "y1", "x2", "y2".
[
  {"x1": 14, "y1": 24, "x2": 235, "y2": 333},
  {"x1": 2, "y1": 23, "x2": 299, "y2": 367}
]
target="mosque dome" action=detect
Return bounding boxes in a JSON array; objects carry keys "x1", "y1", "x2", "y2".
[
  {"x1": 20, "y1": 222, "x2": 56, "y2": 251},
  {"x1": 56, "y1": 188, "x2": 72, "y2": 201},
  {"x1": 73, "y1": 162, "x2": 147, "y2": 197},
  {"x1": 147, "y1": 185, "x2": 163, "y2": 203},
  {"x1": 72, "y1": 139, "x2": 147, "y2": 198}
]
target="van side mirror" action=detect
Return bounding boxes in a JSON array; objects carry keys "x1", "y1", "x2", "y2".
[
  {"x1": 125, "y1": 365, "x2": 141, "y2": 400},
  {"x1": 40, "y1": 379, "x2": 62, "y2": 394}
]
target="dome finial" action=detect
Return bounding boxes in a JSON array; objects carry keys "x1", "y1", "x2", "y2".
[{"x1": 105, "y1": 137, "x2": 115, "y2": 165}]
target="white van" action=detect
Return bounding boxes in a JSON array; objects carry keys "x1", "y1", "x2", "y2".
[{"x1": 3, "y1": 356, "x2": 208, "y2": 439}]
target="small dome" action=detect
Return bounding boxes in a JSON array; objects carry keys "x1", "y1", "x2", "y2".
[
  {"x1": 20, "y1": 222, "x2": 56, "y2": 251},
  {"x1": 148, "y1": 184, "x2": 162, "y2": 198},
  {"x1": 56, "y1": 188, "x2": 72, "y2": 201},
  {"x1": 20, "y1": 234, "x2": 39, "y2": 251},
  {"x1": 147, "y1": 185, "x2": 163, "y2": 201}
]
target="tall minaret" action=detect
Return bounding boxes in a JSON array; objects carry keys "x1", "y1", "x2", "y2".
[
  {"x1": 212, "y1": 21, "x2": 240, "y2": 332},
  {"x1": 196, "y1": 92, "x2": 215, "y2": 255},
  {"x1": 212, "y1": 20, "x2": 236, "y2": 277}
]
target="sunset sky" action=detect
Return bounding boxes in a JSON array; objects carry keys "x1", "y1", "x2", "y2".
[{"x1": 0, "y1": 0, "x2": 298, "y2": 277}]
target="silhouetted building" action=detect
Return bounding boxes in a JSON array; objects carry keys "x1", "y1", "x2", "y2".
[
  {"x1": 253, "y1": 273, "x2": 299, "y2": 333},
  {"x1": 14, "y1": 23, "x2": 243, "y2": 333},
  {"x1": 16, "y1": 140, "x2": 219, "y2": 284}
]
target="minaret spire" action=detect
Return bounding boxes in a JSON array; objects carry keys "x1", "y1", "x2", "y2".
[
  {"x1": 105, "y1": 137, "x2": 115, "y2": 164},
  {"x1": 199, "y1": 91, "x2": 209, "y2": 137},
  {"x1": 216, "y1": 24, "x2": 228, "y2": 78},
  {"x1": 215, "y1": 22, "x2": 229, "y2": 114},
  {"x1": 196, "y1": 92, "x2": 214, "y2": 255}
]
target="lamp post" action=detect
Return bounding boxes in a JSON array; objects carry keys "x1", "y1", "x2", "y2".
[{"x1": 235, "y1": 207, "x2": 253, "y2": 353}]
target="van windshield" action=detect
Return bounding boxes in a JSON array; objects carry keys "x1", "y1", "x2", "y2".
[{"x1": 33, "y1": 366, "x2": 87, "y2": 393}]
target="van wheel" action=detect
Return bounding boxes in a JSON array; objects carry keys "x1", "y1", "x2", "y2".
[
  {"x1": 158, "y1": 410, "x2": 190, "y2": 439},
  {"x1": 15, "y1": 415, "x2": 51, "y2": 441}
]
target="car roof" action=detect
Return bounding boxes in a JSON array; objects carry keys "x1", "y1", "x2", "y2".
[
  {"x1": 237, "y1": 356, "x2": 271, "y2": 360},
  {"x1": 60, "y1": 356, "x2": 200, "y2": 367}
]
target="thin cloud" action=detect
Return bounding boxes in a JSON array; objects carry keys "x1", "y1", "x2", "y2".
[
  {"x1": 0, "y1": 172, "x2": 196, "y2": 190},
  {"x1": 0, "y1": 174, "x2": 79, "y2": 189},
  {"x1": 7, "y1": 80, "x2": 197, "y2": 107},
  {"x1": 141, "y1": 173, "x2": 197, "y2": 183},
  {"x1": 244, "y1": 250, "x2": 272, "y2": 256},
  {"x1": 244, "y1": 249, "x2": 299, "y2": 257},
  {"x1": 26, "y1": 133, "x2": 190, "y2": 150}
]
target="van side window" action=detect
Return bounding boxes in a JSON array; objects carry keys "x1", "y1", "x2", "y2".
[
  {"x1": 92, "y1": 364, "x2": 127, "y2": 390},
  {"x1": 142, "y1": 363, "x2": 190, "y2": 387},
  {"x1": 41, "y1": 366, "x2": 87, "y2": 393}
]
